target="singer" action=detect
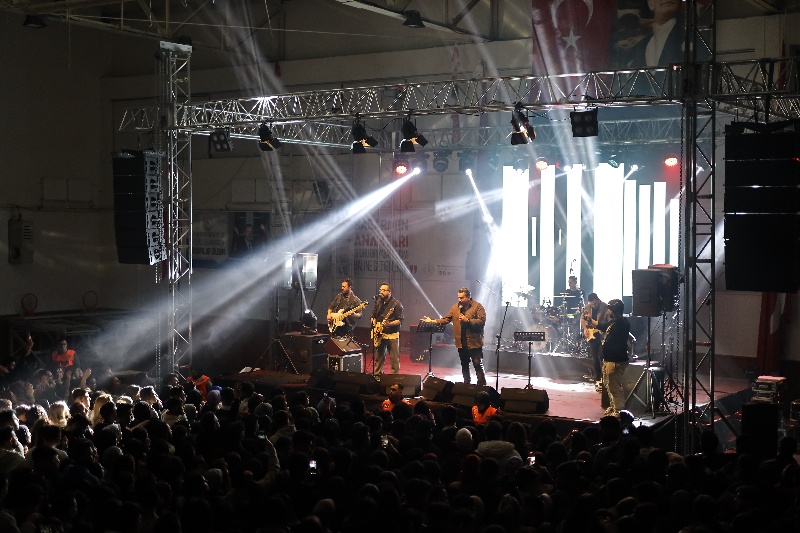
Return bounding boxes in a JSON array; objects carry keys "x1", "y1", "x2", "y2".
[{"x1": 423, "y1": 287, "x2": 487, "y2": 385}]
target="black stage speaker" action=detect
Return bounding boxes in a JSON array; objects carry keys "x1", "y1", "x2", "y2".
[
  {"x1": 500, "y1": 388, "x2": 549, "y2": 414},
  {"x1": 112, "y1": 150, "x2": 165, "y2": 265},
  {"x1": 326, "y1": 337, "x2": 362, "y2": 356},
  {"x1": 632, "y1": 269, "x2": 662, "y2": 316},
  {"x1": 421, "y1": 376, "x2": 454, "y2": 402},
  {"x1": 307, "y1": 368, "x2": 334, "y2": 389},
  {"x1": 280, "y1": 333, "x2": 329, "y2": 374},
  {"x1": 724, "y1": 130, "x2": 800, "y2": 292},
  {"x1": 379, "y1": 374, "x2": 422, "y2": 397},
  {"x1": 330, "y1": 371, "x2": 379, "y2": 396},
  {"x1": 741, "y1": 401, "x2": 780, "y2": 458},
  {"x1": 450, "y1": 383, "x2": 499, "y2": 407}
]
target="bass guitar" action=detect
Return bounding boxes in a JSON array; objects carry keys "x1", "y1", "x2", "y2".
[{"x1": 328, "y1": 301, "x2": 369, "y2": 334}]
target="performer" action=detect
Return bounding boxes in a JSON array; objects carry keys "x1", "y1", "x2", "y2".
[
  {"x1": 423, "y1": 287, "x2": 487, "y2": 386},
  {"x1": 590, "y1": 299, "x2": 631, "y2": 417},
  {"x1": 327, "y1": 278, "x2": 363, "y2": 336},
  {"x1": 581, "y1": 293, "x2": 612, "y2": 391},
  {"x1": 563, "y1": 275, "x2": 585, "y2": 316},
  {"x1": 51, "y1": 337, "x2": 81, "y2": 370},
  {"x1": 382, "y1": 383, "x2": 409, "y2": 411},
  {"x1": 371, "y1": 283, "x2": 403, "y2": 377}
]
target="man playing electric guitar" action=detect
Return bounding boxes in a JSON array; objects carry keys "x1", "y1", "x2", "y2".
[
  {"x1": 327, "y1": 279, "x2": 363, "y2": 336},
  {"x1": 371, "y1": 282, "x2": 404, "y2": 378},
  {"x1": 581, "y1": 293, "x2": 612, "y2": 392}
]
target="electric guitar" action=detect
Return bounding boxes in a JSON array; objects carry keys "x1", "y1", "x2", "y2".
[
  {"x1": 582, "y1": 311, "x2": 604, "y2": 342},
  {"x1": 328, "y1": 301, "x2": 369, "y2": 334},
  {"x1": 371, "y1": 304, "x2": 397, "y2": 347}
]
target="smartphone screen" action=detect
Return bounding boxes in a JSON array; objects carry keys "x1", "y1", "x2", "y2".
[
  {"x1": 527, "y1": 455, "x2": 536, "y2": 466},
  {"x1": 381, "y1": 435, "x2": 388, "y2": 448},
  {"x1": 309, "y1": 460, "x2": 317, "y2": 474}
]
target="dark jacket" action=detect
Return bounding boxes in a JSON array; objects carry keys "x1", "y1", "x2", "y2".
[
  {"x1": 599, "y1": 317, "x2": 630, "y2": 362},
  {"x1": 372, "y1": 297, "x2": 403, "y2": 334}
]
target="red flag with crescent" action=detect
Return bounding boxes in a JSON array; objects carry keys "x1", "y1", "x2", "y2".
[{"x1": 532, "y1": 0, "x2": 615, "y2": 76}]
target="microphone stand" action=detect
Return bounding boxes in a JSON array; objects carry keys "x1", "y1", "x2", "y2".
[{"x1": 495, "y1": 300, "x2": 511, "y2": 390}]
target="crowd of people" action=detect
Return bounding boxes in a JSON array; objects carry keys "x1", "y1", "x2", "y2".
[{"x1": 0, "y1": 338, "x2": 797, "y2": 533}]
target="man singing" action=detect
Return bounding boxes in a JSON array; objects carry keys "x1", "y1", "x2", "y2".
[
  {"x1": 327, "y1": 278, "x2": 363, "y2": 336},
  {"x1": 423, "y1": 287, "x2": 487, "y2": 386},
  {"x1": 371, "y1": 283, "x2": 403, "y2": 377}
]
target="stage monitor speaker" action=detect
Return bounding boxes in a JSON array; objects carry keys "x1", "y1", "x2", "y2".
[
  {"x1": 379, "y1": 374, "x2": 422, "y2": 397},
  {"x1": 742, "y1": 401, "x2": 780, "y2": 458},
  {"x1": 329, "y1": 371, "x2": 379, "y2": 396},
  {"x1": 112, "y1": 150, "x2": 165, "y2": 265},
  {"x1": 421, "y1": 376, "x2": 454, "y2": 402},
  {"x1": 280, "y1": 333, "x2": 329, "y2": 374},
  {"x1": 326, "y1": 337, "x2": 362, "y2": 356},
  {"x1": 632, "y1": 269, "x2": 662, "y2": 316},
  {"x1": 307, "y1": 368, "x2": 335, "y2": 389},
  {"x1": 450, "y1": 383, "x2": 499, "y2": 407},
  {"x1": 500, "y1": 388, "x2": 549, "y2": 414}
]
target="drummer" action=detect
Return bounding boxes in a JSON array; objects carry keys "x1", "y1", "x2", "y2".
[{"x1": 563, "y1": 275, "x2": 585, "y2": 316}]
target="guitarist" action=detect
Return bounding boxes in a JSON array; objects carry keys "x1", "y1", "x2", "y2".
[
  {"x1": 327, "y1": 279, "x2": 363, "y2": 336},
  {"x1": 371, "y1": 283, "x2": 404, "y2": 378},
  {"x1": 581, "y1": 293, "x2": 612, "y2": 392}
]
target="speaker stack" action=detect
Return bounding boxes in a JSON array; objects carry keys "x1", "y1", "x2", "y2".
[
  {"x1": 500, "y1": 388, "x2": 550, "y2": 414},
  {"x1": 421, "y1": 377, "x2": 454, "y2": 402},
  {"x1": 279, "y1": 332, "x2": 329, "y2": 374},
  {"x1": 449, "y1": 383, "x2": 500, "y2": 408}
]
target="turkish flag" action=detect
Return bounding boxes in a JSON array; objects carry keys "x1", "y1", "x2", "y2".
[
  {"x1": 531, "y1": 0, "x2": 615, "y2": 76},
  {"x1": 756, "y1": 292, "x2": 793, "y2": 376}
]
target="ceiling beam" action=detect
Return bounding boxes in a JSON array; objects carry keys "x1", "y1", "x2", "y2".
[
  {"x1": 453, "y1": 0, "x2": 481, "y2": 26},
  {"x1": 743, "y1": 0, "x2": 780, "y2": 12},
  {"x1": 6, "y1": 0, "x2": 134, "y2": 14},
  {"x1": 169, "y1": 0, "x2": 213, "y2": 36},
  {"x1": 134, "y1": 0, "x2": 165, "y2": 35}
]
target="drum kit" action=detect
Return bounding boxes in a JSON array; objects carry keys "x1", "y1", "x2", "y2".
[{"x1": 514, "y1": 288, "x2": 585, "y2": 355}]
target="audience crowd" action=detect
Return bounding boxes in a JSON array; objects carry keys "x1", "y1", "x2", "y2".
[{"x1": 0, "y1": 338, "x2": 797, "y2": 533}]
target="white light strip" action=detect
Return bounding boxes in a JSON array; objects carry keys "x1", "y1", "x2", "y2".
[
  {"x1": 566, "y1": 165, "x2": 582, "y2": 283},
  {"x1": 653, "y1": 182, "x2": 666, "y2": 265},
  {"x1": 638, "y1": 184, "x2": 651, "y2": 268},
  {"x1": 594, "y1": 163, "x2": 624, "y2": 300},
  {"x1": 623, "y1": 177, "x2": 637, "y2": 296},
  {"x1": 501, "y1": 166, "x2": 530, "y2": 306},
  {"x1": 540, "y1": 165, "x2": 555, "y2": 303},
  {"x1": 669, "y1": 198, "x2": 680, "y2": 267},
  {"x1": 531, "y1": 216, "x2": 537, "y2": 257}
]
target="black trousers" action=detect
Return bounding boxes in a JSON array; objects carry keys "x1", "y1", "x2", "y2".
[
  {"x1": 458, "y1": 347, "x2": 486, "y2": 385},
  {"x1": 588, "y1": 340, "x2": 602, "y2": 380}
]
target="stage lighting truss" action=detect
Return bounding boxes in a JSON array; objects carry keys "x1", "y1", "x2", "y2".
[
  {"x1": 458, "y1": 150, "x2": 476, "y2": 172},
  {"x1": 351, "y1": 116, "x2": 378, "y2": 153},
  {"x1": 432, "y1": 150, "x2": 451, "y2": 172},
  {"x1": 394, "y1": 157, "x2": 410, "y2": 176},
  {"x1": 400, "y1": 118, "x2": 428, "y2": 152},
  {"x1": 258, "y1": 124, "x2": 282, "y2": 152},
  {"x1": 510, "y1": 103, "x2": 536, "y2": 145},
  {"x1": 210, "y1": 129, "x2": 233, "y2": 151}
]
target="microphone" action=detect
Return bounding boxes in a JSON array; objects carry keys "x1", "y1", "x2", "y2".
[{"x1": 373, "y1": 294, "x2": 380, "y2": 300}]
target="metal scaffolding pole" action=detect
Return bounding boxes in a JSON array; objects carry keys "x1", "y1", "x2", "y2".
[{"x1": 158, "y1": 41, "x2": 193, "y2": 381}]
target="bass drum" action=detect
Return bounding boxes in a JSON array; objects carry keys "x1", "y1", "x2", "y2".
[{"x1": 526, "y1": 323, "x2": 557, "y2": 352}]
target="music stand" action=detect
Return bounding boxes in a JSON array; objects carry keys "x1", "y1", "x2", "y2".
[
  {"x1": 416, "y1": 321, "x2": 446, "y2": 382},
  {"x1": 514, "y1": 331, "x2": 545, "y2": 389}
]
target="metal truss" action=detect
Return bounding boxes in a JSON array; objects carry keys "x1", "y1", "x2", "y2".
[{"x1": 157, "y1": 42, "x2": 193, "y2": 383}]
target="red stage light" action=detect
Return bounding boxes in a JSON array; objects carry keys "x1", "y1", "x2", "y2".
[
  {"x1": 664, "y1": 156, "x2": 678, "y2": 167},
  {"x1": 395, "y1": 162, "x2": 409, "y2": 175},
  {"x1": 535, "y1": 159, "x2": 549, "y2": 171}
]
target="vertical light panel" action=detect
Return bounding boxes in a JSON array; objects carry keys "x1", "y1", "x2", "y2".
[
  {"x1": 501, "y1": 166, "x2": 529, "y2": 306},
  {"x1": 638, "y1": 184, "x2": 651, "y2": 268},
  {"x1": 593, "y1": 163, "x2": 624, "y2": 300},
  {"x1": 531, "y1": 217, "x2": 537, "y2": 256},
  {"x1": 566, "y1": 165, "x2": 582, "y2": 283},
  {"x1": 669, "y1": 198, "x2": 680, "y2": 267},
  {"x1": 623, "y1": 177, "x2": 637, "y2": 297},
  {"x1": 540, "y1": 165, "x2": 556, "y2": 302},
  {"x1": 653, "y1": 182, "x2": 666, "y2": 265}
]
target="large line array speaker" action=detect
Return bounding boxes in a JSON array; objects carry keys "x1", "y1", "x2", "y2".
[
  {"x1": 421, "y1": 377, "x2": 454, "y2": 402},
  {"x1": 632, "y1": 269, "x2": 662, "y2": 317},
  {"x1": 724, "y1": 129, "x2": 800, "y2": 292},
  {"x1": 280, "y1": 333, "x2": 329, "y2": 374},
  {"x1": 112, "y1": 150, "x2": 166, "y2": 265},
  {"x1": 379, "y1": 374, "x2": 422, "y2": 397},
  {"x1": 449, "y1": 383, "x2": 499, "y2": 407},
  {"x1": 741, "y1": 401, "x2": 780, "y2": 457},
  {"x1": 500, "y1": 388, "x2": 549, "y2": 414}
]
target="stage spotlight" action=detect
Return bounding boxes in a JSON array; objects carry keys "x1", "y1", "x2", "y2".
[
  {"x1": 535, "y1": 157, "x2": 549, "y2": 171},
  {"x1": 258, "y1": 124, "x2": 282, "y2": 152},
  {"x1": 394, "y1": 157, "x2": 410, "y2": 176},
  {"x1": 570, "y1": 108, "x2": 599, "y2": 137},
  {"x1": 631, "y1": 164, "x2": 639, "y2": 171},
  {"x1": 664, "y1": 156, "x2": 679, "y2": 167},
  {"x1": 458, "y1": 151, "x2": 476, "y2": 172},
  {"x1": 403, "y1": 10, "x2": 425, "y2": 28},
  {"x1": 211, "y1": 129, "x2": 233, "y2": 152},
  {"x1": 486, "y1": 151, "x2": 500, "y2": 171},
  {"x1": 608, "y1": 154, "x2": 620, "y2": 168},
  {"x1": 513, "y1": 157, "x2": 529, "y2": 174},
  {"x1": 400, "y1": 119, "x2": 428, "y2": 153},
  {"x1": 22, "y1": 15, "x2": 47, "y2": 28},
  {"x1": 411, "y1": 154, "x2": 428, "y2": 173},
  {"x1": 300, "y1": 309, "x2": 318, "y2": 332},
  {"x1": 432, "y1": 150, "x2": 451, "y2": 172},
  {"x1": 510, "y1": 103, "x2": 536, "y2": 145},
  {"x1": 351, "y1": 119, "x2": 378, "y2": 153}
]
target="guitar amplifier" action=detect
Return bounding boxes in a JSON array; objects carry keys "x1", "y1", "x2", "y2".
[
  {"x1": 313, "y1": 353, "x2": 362, "y2": 373},
  {"x1": 280, "y1": 333, "x2": 329, "y2": 374}
]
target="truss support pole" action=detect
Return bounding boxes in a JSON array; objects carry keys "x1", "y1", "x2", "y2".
[
  {"x1": 681, "y1": 1, "x2": 716, "y2": 456},
  {"x1": 158, "y1": 41, "x2": 193, "y2": 382}
]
